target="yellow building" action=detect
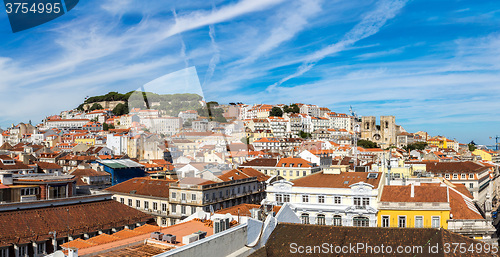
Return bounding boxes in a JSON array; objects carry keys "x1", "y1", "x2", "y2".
[
  {"x1": 473, "y1": 149, "x2": 499, "y2": 162},
  {"x1": 427, "y1": 136, "x2": 459, "y2": 151},
  {"x1": 74, "y1": 133, "x2": 96, "y2": 146},
  {"x1": 378, "y1": 183, "x2": 450, "y2": 229}
]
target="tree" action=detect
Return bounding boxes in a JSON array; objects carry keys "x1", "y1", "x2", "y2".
[
  {"x1": 468, "y1": 141, "x2": 477, "y2": 152},
  {"x1": 299, "y1": 130, "x2": 311, "y2": 139},
  {"x1": 403, "y1": 142, "x2": 428, "y2": 151},
  {"x1": 284, "y1": 104, "x2": 300, "y2": 113},
  {"x1": 89, "y1": 103, "x2": 103, "y2": 111},
  {"x1": 357, "y1": 139, "x2": 379, "y2": 148},
  {"x1": 270, "y1": 107, "x2": 283, "y2": 117},
  {"x1": 103, "y1": 123, "x2": 115, "y2": 131},
  {"x1": 112, "y1": 103, "x2": 129, "y2": 116},
  {"x1": 76, "y1": 104, "x2": 85, "y2": 111}
]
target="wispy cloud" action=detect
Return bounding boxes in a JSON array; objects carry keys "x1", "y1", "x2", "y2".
[
  {"x1": 267, "y1": 0, "x2": 408, "y2": 92},
  {"x1": 203, "y1": 24, "x2": 220, "y2": 86},
  {"x1": 236, "y1": 0, "x2": 322, "y2": 65},
  {"x1": 162, "y1": 0, "x2": 285, "y2": 39}
]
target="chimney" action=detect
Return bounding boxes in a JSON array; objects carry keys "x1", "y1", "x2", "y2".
[{"x1": 410, "y1": 183, "x2": 415, "y2": 198}]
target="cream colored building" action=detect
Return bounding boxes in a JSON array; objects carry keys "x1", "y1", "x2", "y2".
[{"x1": 265, "y1": 167, "x2": 384, "y2": 227}]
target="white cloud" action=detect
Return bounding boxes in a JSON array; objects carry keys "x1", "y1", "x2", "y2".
[{"x1": 267, "y1": 0, "x2": 408, "y2": 91}]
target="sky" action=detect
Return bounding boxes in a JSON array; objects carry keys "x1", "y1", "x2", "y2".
[{"x1": 0, "y1": 0, "x2": 499, "y2": 145}]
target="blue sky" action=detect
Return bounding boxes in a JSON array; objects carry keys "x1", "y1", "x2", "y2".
[{"x1": 0, "y1": 0, "x2": 499, "y2": 145}]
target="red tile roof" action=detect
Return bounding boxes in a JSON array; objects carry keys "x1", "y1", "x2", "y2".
[
  {"x1": 105, "y1": 177, "x2": 174, "y2": 198},
  {"x1": 0, "y1": 199, "x2": 153, "y2": 245},
  {"x1": 291, "y1": 172, "x2": 382, "y2": 189}
]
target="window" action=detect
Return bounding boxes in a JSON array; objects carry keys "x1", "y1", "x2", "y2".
[
  {"x1": 302, "y1": 195, "x2": 309, "y2": 203},
  {"x1": 0, "y1": 248, "x2": 8, "y2": 257},
  {"x1": 161, "y1": 218, "x2": 167, "y2": 226},
  {"x1": 317, "y1": 214, "x2": 326, "y2": 225},
  {"x1": 181, "y1": 205, "x2": 186, "y2": 215},
  {"x1": 171, "y1": 192, "x2": 176, "y2": 199},
  {"x1": 19, "y1": 245, "x2": 27, "y2": 257},
  {"x1": 21, "y1": 187, "x2": 37, "y2": 195},
  {"x1": 469, "y1": 174, "x2": 474, "y2": 179},
  {"x1": 445, "y1": 174, "x2": 450, "y2": 179},
  {"x1": 276, "y1": 194, "x2": 283, "y2": 203},
  {"x1": 120, "y1": 198, "x2": 124, "y2": 204},
  {"x1": 162, "y1": 203, "x2": 167, "y2": 212},
  {"x1": 334, "y1": 196, "x2": 341, "y2": 204},
  {"x1": 301, "y1": 213, "x2": 309, "y2": 224},
  {"x1": 136, "y1": 200, "x2": 140, "y2": 208},
  {"x1": 362, "y1": 198, "x2": 370, "y2": 206},
  {"x1": 354, "y1": 197, "x2": 361, "y2": 206},
  {"x1": 415, "y1": 216, "x2": 423, "y2": 228},
  {"x1": 398, "y1": 216, "x2": 406, "y2": 228},
  {"x1": 469, "y1": 183, "x2": 474, "y2": 189},
  {"x1": 461, "y1": 174, "x2": 466, "y2": 179},
  {"x1": 153, "y1": 202, "x2": 158, "y2": 211},
  {"x1": 289, "y1": 170, "x2": 293, "y2": 176},
  {"x1": 453, "y1": 174, "x2": 458, "y2": 179},
  {"x1": 318, "y1": 195, "x2": 325, "y2": 203},
  {"x1": 431, "y1": 216, "x2": 440, "y2": 228},
  {"x1": 191, "y1": 206, "x2": 196, "y2": 214},
  {"x1": 37, "y1": 242, "x2": 46, "y2": 254},
  {"x1": 171, "y1": 204, "x2": 176, "y2": 214},
  {"x1": 353, "y1": 216, "x2": 369, "y2": 227},
  {"x1": 382, "y1": 216, "x2": 389, "y2": 227},
  {"x1": 333, "y1": 215, "x2": 342, "y2": 226},
  {"x1": 181, "y1": 193, "x2": 186, "y2": 201},
  {"x1": 303, "y1": 171, "x2": 306, "y2": 176},
  {"x1": 144, "y1": 201, "x2": 149, "y2": 210},
  {"x1": 192, "y1": 194, "x2": 196, "y2": 201},
  {"x1": 296, "y1": 171, "x2": 299, "y2": 176},
  {"x1": 283, "y1": 194, "x2": 290, "y2": 202},
  {"x1": 128, "y1": 199, "x2": 132, "y2": 206}
]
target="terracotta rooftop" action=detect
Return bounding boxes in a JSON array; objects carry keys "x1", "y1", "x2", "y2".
[
  {"x1": 380, "y1": 184, "x2": 448, "y2": 203},
  {"x1": 239, "y1": 158, "x2": 278, "y2": 167},
  {"x1": 251, "y1": 223, "x2": 493, "y2": 257},
  {"x1": 216, "y1": 203, "x2": 281, "y2": 216},
  {"x1": 0, "y1": 199, "x2": 153, "y2": 246},
  {"x1": 105, "y1": 177, "x2": 174, "y2": 198},
  {"x1": 426, "y1": 161, "x2": 489, "y2": 173},
  {"x1": 277, "y1": 158, "x2": 313, "y2": 168},
  {"x1": 291, "y1": 171, "x2": 382, "y2": 189}
]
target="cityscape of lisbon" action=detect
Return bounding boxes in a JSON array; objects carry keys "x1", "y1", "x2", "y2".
[{"x1": 0, "y1": 91, "x2": 499, "y2": 257}]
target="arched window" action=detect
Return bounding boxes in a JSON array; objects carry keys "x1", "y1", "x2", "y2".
[
  {"x1": 353, "y1": 216, "x2": 369, "y2": 227},
  {"x1": 301, "y1": 213, "x2": 309, "y2": 224},
  {"x1": 316, "y1": 214, "x2": 325, "y2": 225},
  {"x1": 333, "y1": 215, "x2": 342, "y2": 226}
]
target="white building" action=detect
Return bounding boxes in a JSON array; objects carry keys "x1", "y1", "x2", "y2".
[
  {"x1": 106, "y1": 134, "x2": 128, "y2": 155},
  {"x1": 178, "y1": 110, "x2": 198, "y2": 121},
  {"x1": 265, "y1": 167, "x2": 384, "y2": 227},
  {"x1": 44, "y1": 119, "x2": 90, "y2": 130},
  {"x1": 141, "y1": 117, "x2": 182, "y2": 136}
]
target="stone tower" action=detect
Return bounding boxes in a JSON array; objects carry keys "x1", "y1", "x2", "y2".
[
  {"x1": 361, "y1": 116, "x2": 376, "y2": 141},
  {"x1": 380, "y1": 116, "x2": 396, "y2": 145}
]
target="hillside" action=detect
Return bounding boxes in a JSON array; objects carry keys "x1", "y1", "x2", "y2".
[{"x1": 77, "y1": 91, "x2": 204, "y2": 117}]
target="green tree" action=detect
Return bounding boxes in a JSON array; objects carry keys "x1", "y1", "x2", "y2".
[
  {"x1": 112, "y1": 103, "x2": 129, "y2": 116},
  {"x1": 103, "y1": 123, "x2": 115, "y2": 131},
  {"x1": 270, "y1": 107, "x2": 283, "y2": 117},
  {"x1": 468, "y1": 141, "x2": 477, "y2": 152},
  {"x1": 284, "y1": 104, "x2": 300, "y2": 113},
  {"x1": 299, "y1": 130, "x2": 311, "y2": 139},
  {"x1": 403, "y1": 142, "x2": 428, "y2": 151},
  {"x1": 357, "y1": 139, "x2": 379, "y2": 148},
  {"x1": 89, "y1": 103, "x2": 104, "y2": 111}
]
